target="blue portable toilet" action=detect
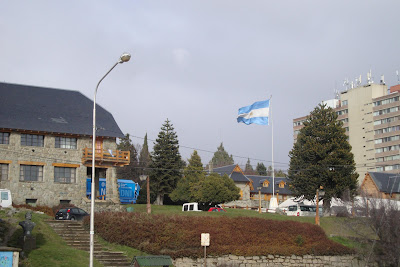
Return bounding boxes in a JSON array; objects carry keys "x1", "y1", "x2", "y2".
[{"x1": 86, "y1": 178, "x2": 140, "y2": 204}]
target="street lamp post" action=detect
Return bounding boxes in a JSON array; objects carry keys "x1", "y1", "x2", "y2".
[
  {"x1": 140, "y1": 175, "x2": 151, "y2": 214},
  {"x1": 257, "y1": 187, "x2": 262, "y2": 214},
  {"x1": 89, "y1": 53, "x2": 131, "y2": 267},
  {"x1": 315, "y1": 186, "x2": 324, "y2": 226}
]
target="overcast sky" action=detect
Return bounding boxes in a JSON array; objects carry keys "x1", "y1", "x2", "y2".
[{"x1": 1, "y1": 1, "x2": 399, "y2": 171}]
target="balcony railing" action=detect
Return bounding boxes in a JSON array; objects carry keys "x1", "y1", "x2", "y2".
[{"x1": 82, "y1": 148, "x2": 130, "y2": 166}]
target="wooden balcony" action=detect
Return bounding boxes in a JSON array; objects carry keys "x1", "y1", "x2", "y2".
[{"x1": 82, "y1": 148, "x2": 130, "y2": 166}]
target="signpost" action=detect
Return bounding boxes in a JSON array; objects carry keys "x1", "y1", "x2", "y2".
[{"x1": 201, "y1": 233, "x2": 210, "y2": 267}]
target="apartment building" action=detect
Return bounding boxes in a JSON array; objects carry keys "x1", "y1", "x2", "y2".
[
  {"x1": 0, "y1": 82, "x2": 130, "y2": 210},
  {"x1": 293, "y1": 81, "x2": 393, "y2": 182}
]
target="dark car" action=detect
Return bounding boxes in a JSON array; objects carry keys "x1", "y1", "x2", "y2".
[
  {"x1": 55, "y1": 207, "x2": 89, "y2": 221},
  {"x1": 208, "y1": 207, "x2": 226, "y2": 212}
]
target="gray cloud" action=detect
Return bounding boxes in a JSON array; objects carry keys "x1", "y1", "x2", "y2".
[{"x1": 1, "y1": 0, "x2": 399, "y2": 170}]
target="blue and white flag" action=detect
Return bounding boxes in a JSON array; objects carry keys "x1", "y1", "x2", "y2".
[{"x1": 237, "y1": 99, "x2": 270, "y2": 125}]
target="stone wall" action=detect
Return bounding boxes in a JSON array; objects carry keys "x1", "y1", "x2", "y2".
[
  {"x1": 0, "y1": 132, "x2": 121, "y2": 209},
  {"x1": 173, "y1": 254, "x2": 372, "y2": 267}
]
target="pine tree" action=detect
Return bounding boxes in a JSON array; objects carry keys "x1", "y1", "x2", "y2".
[
  {"x1": 139, "y1": 133, "x2": 151, "y2": 175},
  {"x1": 288, "y1": 104, "x2": 358, "y2": 213},
  {"x1": 149, "y1": 119, "x2": 182, "y2": 205},
  {"x1": 256, "y1": 162, "x2": 267, "y2": 176},
  {"x1": 244, "y1": 158, "x2": 256, "y2": 175},
  {"x1": 211, "y1": 143, "x2": 234, "y2": 168},
  {"x1": 116, "y1": 133, "x2": 139, "y2": 181},
  {"x1": 170, "y1": 150, "x2": 204, "y2": 203},
  {"x1": 274, "y1": 169, "x2": 286, "y2": 177},
  {"x1": 184, "y1": 150, "x2": 203, "y2": 176}
]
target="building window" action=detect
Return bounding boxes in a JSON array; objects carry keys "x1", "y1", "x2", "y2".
[
  {"x1": 336, "y1": 109, "x2": 348, "y2": 116},
  {"x1": 0, "y1": 164, "x2": 8, "y2": 180},
  {"x1": 373, "y1": 106, "x2": 399, "y2": 116},
  {"x1": 342, "y1": 100, "x2": 348, "y2": 106},
  {"x1": 21, "y1": 134, "x2": 44, "y2": 147},
  {"x1": 55, "y1": 137, "x2": 77, "y2": 149},
  {"x1": 20, "y1": 165, "x2": 43, "y2": 182},
  {"x1": 54, "y1": 167, "x2": 76, "y2": 183},
  {"x1": 0, "y1": 133, "x2": 10, "y2": 144}
]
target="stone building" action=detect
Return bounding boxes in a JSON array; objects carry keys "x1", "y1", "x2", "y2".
[{"x1": 0, "y1": 82, "x2": 130, "y2": 210}]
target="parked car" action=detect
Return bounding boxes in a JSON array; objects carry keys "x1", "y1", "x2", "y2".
[
  {"x1": 208, "y1": 207, "x2": 226, "y2": 212},
  {"x1": 55, "y1": 207, "x2": 89, "y2": 221}
]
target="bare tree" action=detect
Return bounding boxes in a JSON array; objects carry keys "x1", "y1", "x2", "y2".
[{"x1": 341, "y1": 191, "x2": 400, "y2": 266}]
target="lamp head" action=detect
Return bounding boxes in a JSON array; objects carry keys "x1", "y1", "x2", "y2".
[{"x1": 119, "y1": 53, "x2": 131, "y2": 63}]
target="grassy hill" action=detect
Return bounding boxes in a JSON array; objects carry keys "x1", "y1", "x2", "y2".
[{"x1": 0, "y1": 204, "x2": 369, "y2": 266}]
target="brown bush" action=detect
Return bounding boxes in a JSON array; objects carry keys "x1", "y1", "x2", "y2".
[
  {"x1": 85, "y1": 212, "x2": 354, "y2": 258},
  {"x1": 13, "y1": 204, "x2": 54, "y2": 217}
]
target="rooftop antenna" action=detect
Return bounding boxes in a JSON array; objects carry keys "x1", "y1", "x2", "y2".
[
  {"x1": 380, "y1": 75, "x2": 385, "y2": 85},
  {"x1": 334, "y1": 89, "x2": 340, "y2": 100},
  {"x1": 367, "y1": 69, "x2": 374, "y2": 84},
  {"x1": 343, "y1": 78, "x2": 349, "y2": 90},
  {"x1": 397, "y1": 70, "x2": 399, "y2": 84}
]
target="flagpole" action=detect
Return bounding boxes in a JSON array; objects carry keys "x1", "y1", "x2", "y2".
[
  {"x1": 271, "y1": 96, "x2": 275, "y2": 199},
  {"x1": 269, "y1": 96, "x2": 278, "y2": 212}
]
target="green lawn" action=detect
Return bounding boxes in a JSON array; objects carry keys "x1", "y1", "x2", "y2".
[{"x1": 1, "y1": 209, "x2": 103, "y2": 267}]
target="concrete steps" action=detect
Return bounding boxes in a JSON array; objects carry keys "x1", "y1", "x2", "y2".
[{"x1": 47, "y1": 220, "x2": 131, "y2": 267}]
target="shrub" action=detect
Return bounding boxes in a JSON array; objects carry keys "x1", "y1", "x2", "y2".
[{"x1": 85, "y1": 212, "x2": 354, "y2": 259}]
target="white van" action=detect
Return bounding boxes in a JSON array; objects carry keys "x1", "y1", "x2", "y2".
[
  {"x1": 182, "y1": 202, "x2": 202, "y2": 212},
  {"x1": 286, "y1": 204, "x2": 322, "y2": 217},
  {"x1": 0, "y1": 189, "x2": 12, "y2": 208}
]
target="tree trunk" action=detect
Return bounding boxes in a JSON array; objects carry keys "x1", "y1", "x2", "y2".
[
  {"x1": 323, "y1": 198, "x2": 331, "y2": 216},
  {"x1": 155, "y1": 194, "x2": 164, "y2": 205}
]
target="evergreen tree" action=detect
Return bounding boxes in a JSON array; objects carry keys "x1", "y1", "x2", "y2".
[
  {"x1": 149, "y1": 119, "x2": 182, "y2": 205},
  {"x1": 170, "y1": 150, "x2": 204, "y2": 203},
  {"x1": 138, "y1": 133, "x2": 151, "y2": 175},
  {"x1": 184, "y1": 150, "x2": 203, "y2": 176},
  {"x1": 211, "y1": 143, "x2": 234, "y2": 168},
  {"x1": 288, "y1": 104, "x2": 358, "y2": 213},
  {"x1": 116, "y1": 133, "x2": 139, "y2": 181},
  {"x1": 244, "y1": 158, "x2": 256, "y2": 175},
  {"x1": 274, "y1": 169, "x2": 286, "y2": 177},
  {"x1": 267, "y1": 165, "x2": 273, "y2": 176},
  {"x1": 256, "y1": 162, "x2": 267, "y2": 176}
]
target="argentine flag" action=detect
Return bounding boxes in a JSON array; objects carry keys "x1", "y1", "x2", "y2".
[{"x1": 237, "y1": 99, "x2": 270, "y2": 125}]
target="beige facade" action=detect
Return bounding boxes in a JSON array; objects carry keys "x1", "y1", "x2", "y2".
[
  {"x1": 293, "y1": 82, "x2": 391, "y2": 183},
  {"x1": 0, "y1": 131, "x2": 126, "y2": 211}
]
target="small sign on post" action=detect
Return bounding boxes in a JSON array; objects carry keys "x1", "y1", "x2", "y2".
[{"x1": 201, "y1": 233, "x2": 210, "y2": 267}]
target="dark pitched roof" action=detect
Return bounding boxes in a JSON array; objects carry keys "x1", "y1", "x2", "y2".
[
  {"x1": 211, "y1": 164, "x2": 250, "y2": 183},
  {"x1": 212, "y1": 165, "x2": 236, "y2": 175},
  {"x1": 247, "y1": 175, "x2": 292, "y2": 195},
  {"x1": 0, "y1": 82, "x2": 124, "y2": 138},
  {"x1": 230, "y1": 172, "x2": 250, "y2": 183},
  {"x1": 368, "y1": 172, "x2": 400, "y2": 194}
]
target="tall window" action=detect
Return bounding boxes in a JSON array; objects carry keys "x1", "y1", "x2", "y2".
[
  {"x1": 55, "y1": 137, "x2": 77, "y2": 149},
  {"x1": 54, "y1": 167, "x2": 76, "y2": 183},
  {"x1": 0, "y1": 164, "x2": 8, "y2": 180},
  {"x1": 0, "y1": 133, "x2": 10, "y2": 144},
  {"x1": 21, "y1": 134, "x2": 44, "y2": 147},
  {"x1": 20, "y1": 165, "x2": 43, "y2": 181}
]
